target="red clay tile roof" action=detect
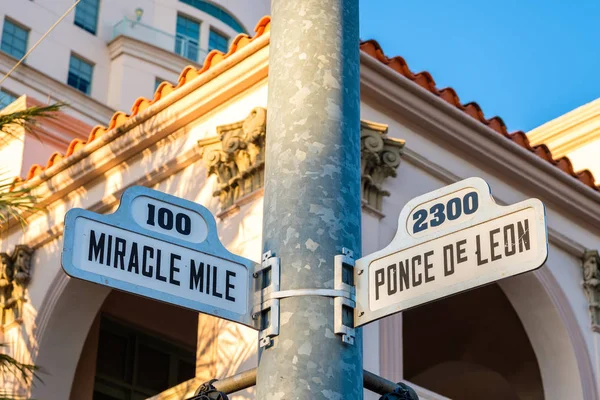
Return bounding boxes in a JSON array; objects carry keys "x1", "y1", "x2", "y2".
[
  {"x1": 360, "y1": 39, "x2": 599, "y2": 191},
  {"x1": 16, "y1": 16, "x2": 271, "y2": 184},
  {"x1": 16, "y1": 16, "x2": 598, "y2": 194}
]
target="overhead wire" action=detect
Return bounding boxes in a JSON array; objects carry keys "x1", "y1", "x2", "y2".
[{"x1": 0, "y1": 0, "x2": 81, "y2": 87}]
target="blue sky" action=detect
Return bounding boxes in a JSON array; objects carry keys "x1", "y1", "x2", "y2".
[{"x1": 359, "y1": 0, "x2": 600, "y2": 132}]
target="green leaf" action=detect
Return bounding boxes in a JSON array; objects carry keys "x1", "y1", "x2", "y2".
[{"x1": 0, "y1": 103, "x2": 64, "y2": 140}]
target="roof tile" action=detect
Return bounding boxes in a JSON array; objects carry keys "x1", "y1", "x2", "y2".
[
  {"x1": 360, "y1": 39, "x2": 599, "y2": 191},
  {"x1": 20, "y1": 16, "x2": 271, "y2": 184},
  {"x1": 17, "y1": 17, "x2": 597, "y2": 194}
]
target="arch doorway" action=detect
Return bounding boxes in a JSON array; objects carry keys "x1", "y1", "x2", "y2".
[
  {"x1": 403, "y1": 283, "x2": 544, "y2": 400},
  {"x1": 70, "y1": 290, "x2": 198, "y2": 400}
]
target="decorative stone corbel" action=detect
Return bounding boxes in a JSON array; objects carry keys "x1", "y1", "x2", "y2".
[
  {"x1": 583, "y1": 250, "x2": 600, "y2": 332},
  {"x1": 0, "y1": 245, "x2": 33, "y2": 326},
  {"x1": 204, "y1": 107, "x2": 267, "y2": 210},
  {"x1": 360, "y1": 120, "x2": 405, "y2": 213},
  {"x1": 204, "y1": 109, "x2": 405, "y2": 215}
]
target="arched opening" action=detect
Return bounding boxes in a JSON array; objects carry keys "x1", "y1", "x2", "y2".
[
  {"x1": 70, "y1": 290, "x2": 198, "y2": 399},
  {"x1": 403, "y1": 283, "x2": 544, "y2": 400},
  {"x1": 30, "y1": 274, "x2": 200, "y2": 400}
]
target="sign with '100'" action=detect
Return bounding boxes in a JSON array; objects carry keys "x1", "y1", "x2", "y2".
[{"x1": 61, "y1": 186, "x2": 258, "y2": 329}]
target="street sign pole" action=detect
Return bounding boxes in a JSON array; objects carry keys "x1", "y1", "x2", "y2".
[{"x1": 257, "y1": 0, "x2": 363, "y2": 398}]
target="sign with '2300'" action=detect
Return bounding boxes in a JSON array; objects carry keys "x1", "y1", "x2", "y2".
[{"x1": 354, "y1": 177, "x2": 548, "y2": 327}]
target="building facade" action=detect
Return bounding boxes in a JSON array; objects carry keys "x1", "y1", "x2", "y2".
[
  {"x1": 528, "y1": 97, "x2": 600, "y2": 185},
  {"x1": 0, "y1": 3, "x2": 599, "y2": 400},
  {"x1": 0, "y1": 0, "x2": 269, "y2": 127}
]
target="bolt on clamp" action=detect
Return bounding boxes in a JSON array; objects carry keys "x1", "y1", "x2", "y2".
[{"x1": 252, "y1": 248, "x2": 357, "y2": 347}]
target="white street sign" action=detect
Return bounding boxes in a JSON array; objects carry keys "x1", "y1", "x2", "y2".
[
  {"x1": 61, "y1": 186, "x2": 258, "y2": 329},
  {"x1": 354, "y1": 177, "x2": 548, "y2": 327}
]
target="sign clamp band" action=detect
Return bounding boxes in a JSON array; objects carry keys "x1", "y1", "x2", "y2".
[
  {"x1": 252, "y1": 248, "x2": 357, "y2": 347},
  {"x1": 259, "y1": 289, "x2": 355, "y2": 302}
]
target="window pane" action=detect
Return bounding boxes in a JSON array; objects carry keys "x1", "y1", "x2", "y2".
[
  {"x1": 0, "y1": 89, "x2": 17, "y2": 109},
  {"x1": 74, "y1": 0, "x2": 100, "y2": 34},
  {"x1": 176, "y1": 15, "x2": 199, "y2": 40},
  {"x1": 135, "y1": 344, "x2": 170, "y2": 392},
  {"x1": 93, "y1": 379, "x2": 130, "y2": 400},
  {"x1": 1, "y1": 19, "x2": 28, "y2": 59},
  {"x1": 179, "y1": 0, "x2": 245, "y2": 33},
  {"x1": 68, "y1": 55, "x2": 93, "y2": 95},
  {"x1": 177, "y1": 359, "x2": 195, "y2": 384},
  {"x1": 93, "y1": 390, "x2": 125, "y2": 400},
  {"x1": 96, "y1": 330, "x2": 129, "y2": 381},
  {"x1": 208, "y1": 29, "x2": 228, "y2": 53},
  {"x1": 93, "y1": 317, "x2": 195, "y2": 399},
  {"x1": 175, "y1": 15, "x2": 199, "y2": 61}
]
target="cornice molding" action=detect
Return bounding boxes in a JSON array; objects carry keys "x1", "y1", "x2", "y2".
[
  {"x1": 203, "y1": 108, "x2": 405, "y2": 213},
  {"x1": 401, "y1": 147, "x2": 588, "y2": 258},
  {"x1": 1, "y1": 32, "x2": 270, "y2": 234},
  {"x1": 107, "y1": 35, "x2": 201, "y2": 76},
  {"x1": 528, "y1": 98, "x2": 600, "y2": 157},
  {"x1": 0, "y1": 52, "x2": 115, "y2": 126},
  {"x1": 360, "y1": 51, "x2": 600, "y2": 230}
]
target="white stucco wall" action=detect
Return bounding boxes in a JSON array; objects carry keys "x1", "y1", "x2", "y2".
[
  {"x1": 0, "y1": 38, "x2": 598, "y2": 400},
  {"x1": 0, "y1": 0, "x2": 269, "y2": 110},
  {"x1": 361, "y1": 99, "x2": 600, "y2": 399}
]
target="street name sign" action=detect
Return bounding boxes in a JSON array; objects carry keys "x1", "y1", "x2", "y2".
[
  {"x1": 61, "y1": 186, "x2": 258, "y2": 329},
  {"x1": 354, "y1": 177, "x2": 548, "y2": 327}
]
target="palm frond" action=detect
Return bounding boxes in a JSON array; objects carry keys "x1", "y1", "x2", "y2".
[
  {"x1": 0, "y1": 102, "x2": 63, "y2": 225},
  {"x1": 0, "y1": 344, "x2": 38, "y2": 386},
  {"x1": 0, "y1": 178, "x2": 37, "y2": 228},
  {"x1": 0, "y1": 103, "x2": 64, "y2": 142},
  {"x1": 0, "y1": 394, "x2": 27, "y2": 400}
]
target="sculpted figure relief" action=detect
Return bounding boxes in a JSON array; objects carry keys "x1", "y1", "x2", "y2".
[
  {"x1": 0, "y1": 252, "x2": 14, "y2": 325},
  {"x1": 11, "y1": 246, "x2": 33, "y2": 321},
  {"x1": 583, "y1": 250, "x2": 600, "y2": 330},
  {"x1": 0, "y1": 245, "x2": 33, "y2": 325}
]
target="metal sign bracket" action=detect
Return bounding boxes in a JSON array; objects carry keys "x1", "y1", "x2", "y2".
[
  {"x1": 252, "y1": 248, "x2": 357, "y2": 347},
  {"x1": 334, "y1": 247, "x2": 357, "y2": 344},
  {"x1": 252, "y1": 251, "x2": 281, "y2": 348}
]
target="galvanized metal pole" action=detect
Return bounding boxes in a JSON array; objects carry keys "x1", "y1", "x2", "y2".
[
  {"x1": 258, "y1": 0, "x2": 362, "y2": 398},
  {"x1": 192, "y1": 369, "x2": 414, "y2": 397}
]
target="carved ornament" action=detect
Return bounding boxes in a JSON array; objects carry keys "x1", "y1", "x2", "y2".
[
  {"x1": 0, "y1": 245, "x2": 33, "y2": 326},
  {"x1": 583, "y1": 250, "x2": 600, "y2": 331},
  {"x1": 204, "y1": 108, "x2": 267, "y2": 210},
  {"x1": 360, "y1": 120, "x2": 405, "y2": 212},
  {"x1": 204, "y1": 108, "x2": 405, "y2": 214}
]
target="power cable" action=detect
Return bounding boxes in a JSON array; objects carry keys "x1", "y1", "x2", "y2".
[{"x1": 0, "y1": 0, "x2": 81, "y2": 87}]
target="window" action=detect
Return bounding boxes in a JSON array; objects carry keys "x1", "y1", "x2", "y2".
[
  {"x1": 208, "y1": 29, "x2": 228, "y2": 53},
  {"x1": 154, "y1": 77, "x2": 163, "y2": 92},
  {"x1": 175, "y1": 15, "x2": 200, "y2": 61},
  {"x1": 74, "y1": 0, "x2": 100, "y2": 34},
  {"x1": 179, "y1": 0, "x2": 246, "y2": 33},
  {"x1": 1, "y1": 19, "x2": 28, "y2": 59},
  {"x1": 93, "y1": 316, "x2": 195, "y2": 400},
  {"x1": 0, "y1": 89, "x2": 17, "y2": 109},
  {"x1": 68, "y1": 55, "x2": 94, "y2": 95}
]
